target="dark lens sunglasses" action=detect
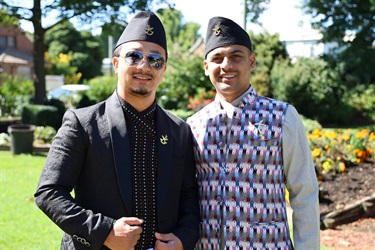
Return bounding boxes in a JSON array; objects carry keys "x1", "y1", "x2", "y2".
[{"x1": 122, "y1": 51, "x2": 165, "y2": 70}]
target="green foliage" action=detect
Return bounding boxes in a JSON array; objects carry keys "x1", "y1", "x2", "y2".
[
  {"x1": 155, "y1": 9, "x2": 214, "y2": 111},
  {"x1": 250, "y1": 31, "x2": 289, "y2": 96},
  {"x1": 0, "y1": 74, "x2": 34, "y2": 117},
  {"x1": 303, "y1": 0, "x2": 374, "y2": 48},
  {"x1": 45, "y1": 52, "x2": 81, "y2": 84},
  {"x1": 34, "y1": 126, "x2": 57, "y2": 144},
  {"x1": 345, "y1": 84, "x2": 375, "y2": 122},
  {"x1": 84, "y1": 75, "x2": 118, "y2": 103},
  {"x1": 158, "y1": 8, "x2": 201, "y2": 54},
  {"x1": 1, "y1": 0, "x2": 158, "y2": 104},
  {"x1": 271, "y1": 57, "x2": 352, "y2": 125},
  {"x1": 22, "y1": 105, "x2": 63, "y2": 130},
  {"x1": 309, "y1": 127, "x2": 374, "y2": 175},
  {"x1": 0, "y1": 132, "x2": 11, "y2": 146},
  {"x1": 158, "y1": 55, "x2": 213, "y2": 110},
  {"x1": 244, "y1": 0, "x2": 271, "y2": 24},
  {"x1": 187, "y1": 88, "x2": 215, "y2": 112},
  {"x1": 44, "y1": 21, "x2": 104, "y2": 82},
  {"x1": 167, "y1": 109, "x2": 195, "y2": 122},
  {"x1": 0, "y1": 8, "x2": 19, "y2": 26},
  {"x1": 303, "y1": 0, "x2": 375, "y2": 85},
  {"x1": 301, "y1": 115, "x2": 323, "y2": 133}
]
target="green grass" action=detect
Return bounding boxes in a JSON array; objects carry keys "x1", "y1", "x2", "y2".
[
  {"x1": 0, "y1": 151, "x2": 62, "y2": 249},
  {"x1": 0, "y1": 150, "x2": 331, "y2": 249}
]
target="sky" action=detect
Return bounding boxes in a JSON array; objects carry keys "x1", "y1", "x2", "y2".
[
  {"x1": 20, "y1": 0, "x2": 317, "y2": 41},
  {"x1": 170, "y1": 0, "x2": 317, "y2": 41}
]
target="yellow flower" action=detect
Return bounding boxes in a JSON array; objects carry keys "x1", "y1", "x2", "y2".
[
  {"x1": 343, "y1": 134, "x2": 350, "y2": 141},
  {"x1": 339, "y1": 162, "x2": 346, "y2": 172},
  {"x1": 312, "y1": 148, "x2": 321, "y2": 157},
  {"x1": 322, "y1": 161, "x2": 332, "y2": 171}
]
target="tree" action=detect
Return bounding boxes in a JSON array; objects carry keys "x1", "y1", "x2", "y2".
[
  {"x1": 0, "y1": 0, "x2": 168, "y2": 104},
  {"x1": 271, "y1": 57, "x2": 351, "y2": 125},
  {"x1": 250, "y1": 31, "x2": 289, "y2": 96},
  {"x1": 0, "y1": 8, "x2": 18, "y2": 26},
  {"x1": 243, "y1": 0, "x2": 270, "y2": 29},
  {"x1": 302, "y1": 0, "x2": 375, "y2": 85},
  {"x1": 155, "y1": 8, "x2": 211, "y2": 110},
  {"x1": 157, "y1": 8, "x2": 201, "y2": 54},
  {"x1": 45, "y1": 21, "x2": 103, "y2": 81}
]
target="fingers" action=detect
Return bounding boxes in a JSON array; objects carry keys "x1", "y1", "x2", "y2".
[
  {"x1": 106, "y1": 217, "x2": 143, "y2": 250},
  {"x1": 154, "y1": 233, "x2": 183, "y2": 250},
  {"x1": 155, "y1": 232, "x2": 172, "y2": 241},
  {"x1": 122, "y1": 217, "x2": 144, "y2": 225},
  {"x1": 114, "y1": 217, "x2": 143, "y2": 236}
]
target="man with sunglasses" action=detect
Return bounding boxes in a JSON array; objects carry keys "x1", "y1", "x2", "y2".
[{"x1": 35, "y1": 11, "x2": 200, "y2": 250}]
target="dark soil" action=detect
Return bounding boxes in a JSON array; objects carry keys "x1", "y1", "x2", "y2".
[
  {"x1": 318, "y1": 159, "x2": 375, "y2": 216},
  {"x1": 318, "y1": 159, "x2": 375, "y2": 249}
]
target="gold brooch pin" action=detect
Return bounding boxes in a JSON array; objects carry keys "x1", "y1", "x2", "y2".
[
  {"x1": 145, "y1": 25, "x2": 154, "y2": 36},
  {"x1": 213, "y1": 25, "x2": 221, "y2": 36},
  {"x1": 160, "y1": 135, "x2": 168, "y2": 145},
  {"x1": 253, "y1": 120, "x2": 267, "y2": 139}
]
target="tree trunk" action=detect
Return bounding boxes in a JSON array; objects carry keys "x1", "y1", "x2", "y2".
[{"x1": 31, "y1": 0, "x2": 46, "y2": 104}]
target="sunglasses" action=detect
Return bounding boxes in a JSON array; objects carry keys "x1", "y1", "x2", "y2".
[{"x1": 121, "y1": 51, "x2": 165, "y2": 70}]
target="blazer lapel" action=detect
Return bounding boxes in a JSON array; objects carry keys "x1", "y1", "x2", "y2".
[
  {"x1": 106, "y1": 92, "x2": 133, "y2": 214},
  {"x1": 156, "y1": 107, "x2": 173, "y2": 209}
]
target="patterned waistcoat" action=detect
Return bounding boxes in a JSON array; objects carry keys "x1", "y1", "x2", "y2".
[{"x1": 187, "y1": 87, "x2": 293, "y2": 249}]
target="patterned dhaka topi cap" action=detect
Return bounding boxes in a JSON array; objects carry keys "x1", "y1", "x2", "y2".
[
  {"x1": 114, "y1": 11, "x2": 167, "y2": 59},
  {"x1": 204, "y1": 16, "x2": 252, "y2": 58}
]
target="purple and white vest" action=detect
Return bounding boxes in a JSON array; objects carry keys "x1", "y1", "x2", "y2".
[{"x1": 187, "y1": 87, "x2": 293, "y2": 249}]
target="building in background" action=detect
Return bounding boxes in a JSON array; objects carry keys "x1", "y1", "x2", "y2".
[{"x1": 0, "y1": 24, "x2": 33, "y2": 80}]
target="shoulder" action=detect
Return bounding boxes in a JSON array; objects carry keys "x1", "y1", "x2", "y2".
[
  {"x1": 63, "y1": 101, "x2": 106, "y2": 127},
  {"x1": 186, "y1": 102, "x2": 216, "y2": 125}
]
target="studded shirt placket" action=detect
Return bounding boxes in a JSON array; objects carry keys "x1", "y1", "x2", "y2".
[{"x1": 123, "y1": 103, "x2": 158, "y2": 250}]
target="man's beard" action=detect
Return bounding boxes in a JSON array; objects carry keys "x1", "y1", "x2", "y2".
[{"x1": 131, "y1": 87, "x2": 151, "y2": 97}]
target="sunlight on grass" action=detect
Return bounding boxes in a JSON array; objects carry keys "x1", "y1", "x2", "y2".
[{"x1": 0, "y1": 151, "x2": 63, "y2": 249}]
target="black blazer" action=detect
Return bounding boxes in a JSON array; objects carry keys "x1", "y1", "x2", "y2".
[{"x1": 35, "y1": 92, "x2": 200, "y2": 250}]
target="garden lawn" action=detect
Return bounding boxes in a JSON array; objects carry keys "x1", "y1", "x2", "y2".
[{"x1": 0, "y1": 151, "x2": 62, "y2": 249}]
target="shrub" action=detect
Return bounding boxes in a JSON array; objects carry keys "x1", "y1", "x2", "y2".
[
  {"x1": 34, "y1": 126, "x2": 56, "y2": 144},
  {"x1": 167, "y1": 109, "x2": 195, "y2": 121},
  {"x1": 0, "y1": 133, "x2": 11, "y2": 146},
  {"x1": 158, "y1": 55, "x2": 212, "y2": 110},
  {"x1": 301, "y1": 116, "x2": 322, "y2": 133},
  {"x1": 187, "y1": 88, "x2": 215, "y2": 112},
  {"x1": 345, "y1": 84, "x2": 375, "y2": 122},
  {"x1": 22, "y1": 105, "x2": 62, "y2": 130},
  {"x1": 0, "y1": 74, "x2": 33, "y2": 117},
  {"x1": 271, "y1": 58, "x2": 352, "y2": 125},
  {"x1": 84, "y1": 75, "x2": 117, "y2": 103}
]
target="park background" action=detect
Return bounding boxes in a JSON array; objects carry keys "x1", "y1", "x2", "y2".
[{"x1": 0, "y1": 0, "x2": 374, "y2": 249}]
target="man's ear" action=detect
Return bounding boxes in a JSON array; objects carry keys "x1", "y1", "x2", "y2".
[
  {"x1": 249, "y1": 53, "x2": 256, "y2": 70},
  {"x1": 112, "y1": 57, "x2": 119, "y2": 73},
  {"x1": 203, "y1": 60, "x2": 209, "y2": 76}
]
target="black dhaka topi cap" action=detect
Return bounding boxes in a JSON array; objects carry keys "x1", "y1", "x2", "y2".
[
  {"x1": 204, "y1": 16, "x2": 252, "y2": 58},
  {"x1": 114, "y1": 11, "x2": 167, "y2": 58}
]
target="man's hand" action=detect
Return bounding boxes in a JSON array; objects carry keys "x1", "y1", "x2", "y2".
[
  {"x1": 154, "y1": 232, "x2": 183, "y2": 250},
  {"x1": 104, "y1": 217, "x2": 143, "y2": 250}
]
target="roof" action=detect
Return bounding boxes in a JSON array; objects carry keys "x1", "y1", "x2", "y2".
[{"x1": 0, "y1": 48, "x2": 33, "y2": 66}]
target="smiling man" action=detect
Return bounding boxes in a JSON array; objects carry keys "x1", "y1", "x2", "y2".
[
  {"x1": 187, "y1": 16, "x2": 320, "y2": 249},
  {"x1": 35, "y1": 11, "x2": 199, "y2": 250}
]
